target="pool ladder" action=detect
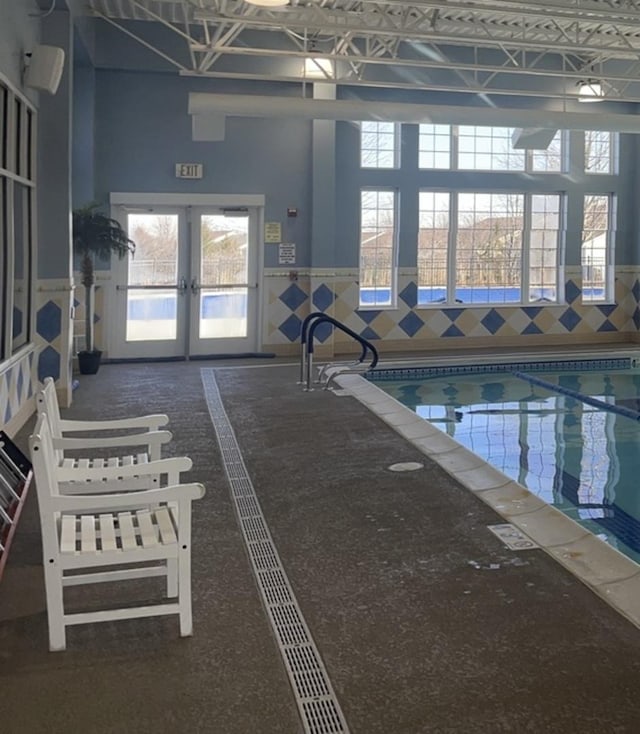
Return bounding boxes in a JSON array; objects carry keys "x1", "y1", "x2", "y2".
[{"x1": 299, "y1": 312, "x2": 379, "y2": 391}]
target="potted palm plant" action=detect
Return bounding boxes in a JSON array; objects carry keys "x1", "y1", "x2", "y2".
[{"x1": 73, "y1": 203, "x2": 135, "y2": 374}]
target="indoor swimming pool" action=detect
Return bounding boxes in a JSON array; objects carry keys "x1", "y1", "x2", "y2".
[{"x1": 371, "y1": 359, "x2": 640, "y2": 564}]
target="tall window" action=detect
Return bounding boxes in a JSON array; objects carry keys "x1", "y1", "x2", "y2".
[
  {"x1": 418, "y1": 192, "x2": 450, "y2": 302},
  {"x1": 359, "y1": 190, "x2": 397, "y2": 307},
  {"x1": 456, "y1": 193, "x2": 524, "y2": 303},
  {"x1": 1, "y1": 78, "x2": 35, "y2": 359},
  {"x1": 360, "y1": 121, "x2": 397, "y2": 168},
  {"x1": 585, "y1": 131, "x2": 616, "y2": 174},
  {"x1": 582, "y1": 194, "x2": 615, "y2": 302},
  {"x1": 529, "y1": 195, "x2": 561, "y2": 301}
]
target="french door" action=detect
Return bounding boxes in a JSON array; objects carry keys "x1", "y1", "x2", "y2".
[{"x1": 109, "y1": 200, "x2": 261, "y2": 359}]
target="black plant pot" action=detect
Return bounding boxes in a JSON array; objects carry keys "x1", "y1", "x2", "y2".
[{"x1": 77, "y1": 350, "x2": 102, "y2": 375}]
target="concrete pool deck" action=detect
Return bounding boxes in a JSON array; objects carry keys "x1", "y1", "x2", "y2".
[
  {"x1": 334, "y1": 370, "x2": 640, "y2": 629},
  {"x1": 1, "y1": 358, "x2": 639, "y2": 733}
]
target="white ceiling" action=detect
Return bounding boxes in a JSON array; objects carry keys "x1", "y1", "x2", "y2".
[{"x1": 80, "y1": 0, "x2": 640, "y2": 105}]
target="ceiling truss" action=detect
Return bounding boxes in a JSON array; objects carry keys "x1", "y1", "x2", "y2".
[{"x1": 83, "y1": 0, "x2": 640, "y2": 103}]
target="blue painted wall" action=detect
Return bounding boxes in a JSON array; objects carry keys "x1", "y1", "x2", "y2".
[
  {"x1": 72, "y1": 30, "x2": 95, "y2": 208},
  {"x1": 94, "y1": 71, "x2": 313, "y2": 267}
]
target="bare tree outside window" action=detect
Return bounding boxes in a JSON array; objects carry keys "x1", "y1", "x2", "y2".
[
  {"x1": 418, "y1": 192, "x2": 450, "y2": 302},
  {"x1": 200, "y1": 216, "x2": 248, "y2": 285},
  {"x1": 582, "y1": 194, "x2": 612, "y2": 301},
  {"x1": 129, "y1": 214, "x2": 178, "y2": 285},
  {"x1": 360, "y1": 190, "x2": 396, "y2": 306},
  {"x1": 418, "y1": 125, "x2": 451, "y2": 169},
  {"x1": 529, "y1": 195, "x2": 561, "y2": 301},
  {"x1": 585, "y1": 131, "x2": 616, "y2": 174},
  {"x1": 360, "y1": 121, "x2": 397, "y2": 168},
  {"x1": 456, "y1": 193, "x2": 524, "y2": 303},
  {"x1": 531, "y1": 132, "x2": 563, "y2": 173}
]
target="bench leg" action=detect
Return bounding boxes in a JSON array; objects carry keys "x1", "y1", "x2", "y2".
[
  {"x1": 178, "y1": 548, "x2": 193, "y2": 637},
  {"x1": 44, "y1": 563, "x2": 66, "y2": 651},
  {"x1": 166, "y1": 558, "x2": 178, "y2": 597}
]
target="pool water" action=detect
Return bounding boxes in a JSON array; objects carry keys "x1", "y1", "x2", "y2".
[{"x1": 379, "y1": 370, "x2": 640, "y2": 564}]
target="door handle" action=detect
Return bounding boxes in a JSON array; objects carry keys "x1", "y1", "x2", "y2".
[
  {"x1": 191, "y1": 278, "x2": 199, "y2": 294},
  {"x1": 178, "y1": 276, "x2": 187, "y2": 294}
]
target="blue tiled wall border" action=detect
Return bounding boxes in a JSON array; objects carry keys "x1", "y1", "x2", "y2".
[{"x1": 367, "y1": 357, "x2": 634, "y2": 382}]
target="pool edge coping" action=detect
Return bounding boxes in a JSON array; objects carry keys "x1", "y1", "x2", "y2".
[{"x1": 334, "y1": 371, "x2": 640, "y2": 631}]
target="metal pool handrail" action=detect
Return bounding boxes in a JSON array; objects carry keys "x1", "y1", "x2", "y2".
[
  {"x1": 302, "y1": 313, "x2": 379, "y2": 390},
  {"x1": 299, "y1": 312, "x2": 366, "y2": 384}
]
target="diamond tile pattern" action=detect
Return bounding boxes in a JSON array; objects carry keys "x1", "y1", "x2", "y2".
[
  {"x1": 264, "y1": 271, "x2": 638, "y2": 353},
  {"x1": 398, "y1": 312, "x2": 424, "y2": 337},
  {"x1": 559, "y1": 307, "x2": 581, "y2": 332},
  {"x1": 0, "y1": 351, "x2": 35, "y2": 430},
  {"x1": 279, "y1": 283, "x2": 308, "y2": 311},
  {"x1": 278, "y1": 314, "x2": 303, "y2": 342},
  {"x1": 565, "y1": 279, "x2": 581, "y2": 304},
  {"x1": 399, "y1": 282, "x2": 418, "y2": 308},
  {"x1": 38, "y1": 345, "x2": 61, "y2": 382},
  {"x1": 481, "y1": 309, "x2": 506, "y2": 335},
  {"x1": 36, "y1": 300, "x2": 62, "y2": 343},
  {"x1": 312, "y1": 284, "x2": 334, "y2": 312}
]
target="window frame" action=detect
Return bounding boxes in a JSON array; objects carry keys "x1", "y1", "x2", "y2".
[
  {"x1": 417, "y1": 124, "x2": 568, "y2": 173},
  {"x1": 0, "y1": 72, "x2": 36, "y2": 362},
  {"x1": 581, "y1": 193, "x2": 616, "y2": 304},
  {"x1": 359, "y1": 121, "x2": 399, "y2": 169},
  {"x1": 584, "y1": 130, "x2": 618, "y2": 176},
  {"x1": 416, "y1": 189, "x2": 566, "y2": 308},
  {"x1": 358, "y1": 188, "x2": 399, "y2": 309}
]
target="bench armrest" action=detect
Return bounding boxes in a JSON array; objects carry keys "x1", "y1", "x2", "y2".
[
  {"x1": 53, "y1": 482, "x2": 205, "y2": 511},
  {"x1": 52, "y1": 430, "x2": 172, "y2": 451},
  {"x1": 58, "y1": 414, "x2": 169, "y2": 432}
]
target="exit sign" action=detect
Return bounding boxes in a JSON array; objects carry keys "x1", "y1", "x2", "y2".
[{"x1": 175, "y1": 163, "x2": 203, "y2": 179}]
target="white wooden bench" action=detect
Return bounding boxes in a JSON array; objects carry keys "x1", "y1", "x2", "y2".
[
  {"x1": 30, "y1": 413, "x2": 205, "y2": 651},
  {"x1": 37, "y1": 377, "x2": 173, "y2": 492}
]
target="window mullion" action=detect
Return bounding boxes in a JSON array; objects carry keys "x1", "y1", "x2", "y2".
[
  {"x1": 522, "y1": 194, "x2": 531, "y2": 303},
  {"x1": 451, "y1": 126, "x2": 459, "y2": 170},
  {"x1": 448, "y1": 192, "x2": 458, "y2": 303},
  {"x1": 4, "y1": 180, "x2": 15, "y2": 359}
]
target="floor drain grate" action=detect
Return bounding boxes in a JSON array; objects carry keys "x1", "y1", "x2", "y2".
[{"x1": 201, "y1": 369, "x2": 350, "y2": 734}]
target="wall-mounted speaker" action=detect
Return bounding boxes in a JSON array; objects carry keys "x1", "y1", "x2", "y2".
[{"x1": 24, "y1": 45, "x2": 65, "y2": 95}]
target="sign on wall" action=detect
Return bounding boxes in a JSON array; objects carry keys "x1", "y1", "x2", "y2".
[
  {"x1": 264, "y1": 222, "x2": 282, "y2": 243},
  {"x1": 175, "y1": 163, "x2": 203, "y2": 179},
  {"x1": 279, "y1": 242, "x2": 296, "y2": 264}
]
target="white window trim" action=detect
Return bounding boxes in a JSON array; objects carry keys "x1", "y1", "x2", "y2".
[
  {"x1": 417, "y1": 125, "x2": 568, "y2": 174},
  {"x1": 1, "y1": 71, "x2": 37, "y2": 362},
  {"x1": 416, "y1": 190, "x2": 566, "y2": 309},
  {"x1": 584, "y1": 131, "x2": 618, "y2": 176},
  {"x1": 581, "y1": 193, "x2": 616, "y2": 305},
  {"x1": 359, "y1": 121, "x2": 400, "y2": 170},
  {"x1": 358, "y1": 188, "x2": 399, "y2": 310}
]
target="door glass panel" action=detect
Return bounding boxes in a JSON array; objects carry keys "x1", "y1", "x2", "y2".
[
  {"x1": 199, "y1": 215, "x2": 248, "y2": 339},
  {"x1": 126, "y1": 213, "x2": 179, "y2": 342}
]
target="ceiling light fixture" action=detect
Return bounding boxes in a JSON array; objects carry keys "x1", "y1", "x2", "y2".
[
  {"x1": 578, "y1": 79, "x2": 605, "y2": 102},
  {"x1": 244, "y1": 0, "x2": 289, "y2": 7},
  {"x1": 304, "y1": 58, "x2": 333, "y2": 78}
]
